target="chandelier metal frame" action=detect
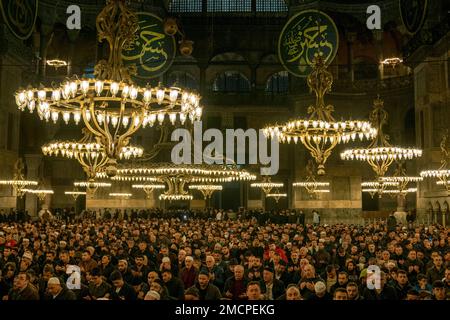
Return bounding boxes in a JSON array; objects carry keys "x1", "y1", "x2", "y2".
[
  {"x1": 0, "y1": 158, "x2": 38, "y2": 198},
  {"x1": 293, "y1": 159, "x2": 330, "y2": 196},
  {"x1": 341, "y1": 96, "x2": 422, "y2": 177},
  {"x1": 42, "y1": 128, "x2": 143, "y2": 181},
  {"x1": 189, "y1": 184, "x2": 223, "y2": 200},
  {"x1": 132, "y1": 184, "x2": 165, "y2": 199},
  {"x1": 15, "y1": 0, "x2": 202, "y2": 178},
  {"x1": 263, "y1": 55, "x2": 376, "y2": 175},
  {"x1": 420, "y1": 131, "x2": 450, "y2": 193},
  {"x1": 250, "y1": 176, "x2": 284, "y2": 195}
]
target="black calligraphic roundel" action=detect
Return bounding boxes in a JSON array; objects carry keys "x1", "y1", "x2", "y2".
[
  {"x1": 122, "y1": 12, "x2": 176, "y2": 80},
  {"x1": 0, "y1": 0, "x2": 38, "y2": 40},
  {"x1": 278, "y1": 10, "x2": 339, "y2": 78},
  {"x1": 399, "y1": 0, "x2": 428, "y2": 35}
]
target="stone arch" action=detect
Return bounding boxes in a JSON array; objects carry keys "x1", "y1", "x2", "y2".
[{"x1": 210, "y1": 52, "x2": 247, "y2": 63}]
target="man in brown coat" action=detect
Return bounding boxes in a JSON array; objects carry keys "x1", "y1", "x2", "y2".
[{"x1": 8, "y1": 272, "x2": 39, "y2": 300}]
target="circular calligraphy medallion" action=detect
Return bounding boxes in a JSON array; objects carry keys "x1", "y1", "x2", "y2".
[
  {"x1": 122, "y1": 12, "x2": 176, "y2": 80},
  {"x1": 278, "y1": 10, "x2": 339, "y2": 77},
  {"x1": 0, "y1": 0, "x2": 38, "y2": 40},
  {"x1": 399, "y1": 0, "x2": 428, "y2": 35}
]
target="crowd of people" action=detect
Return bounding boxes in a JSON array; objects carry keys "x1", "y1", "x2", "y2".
[{"x1": 0, "y1": 207, "x2": 448, "y2": 301}]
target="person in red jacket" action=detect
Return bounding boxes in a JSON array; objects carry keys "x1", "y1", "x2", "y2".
[{"x1": 263, "y1": 243, "x2": 288, "y2": 264}]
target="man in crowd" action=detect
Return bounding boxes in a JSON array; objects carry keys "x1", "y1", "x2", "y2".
[{"x1": 187, "y1": 269, "x2": 221, "y2": 300}]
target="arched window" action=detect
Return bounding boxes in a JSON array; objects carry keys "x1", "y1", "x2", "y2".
[
  {"x1": 167, "y1": 71, "x2": 199, "y2": 91},
  {"x1": 354, "y1": 57, "x2": 378, "y2": 80},
  {"x1": 213, "y1": 71, "x2": 251, "y2": 93},
  {"x1": 266, "y1": 71, "x2": 289, "y2": 94}
]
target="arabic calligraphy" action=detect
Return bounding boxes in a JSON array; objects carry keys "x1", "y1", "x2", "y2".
[
  {"x1": 122, "y1": 12, "x2": 176, "y2": 79},
  {"x1": 278, "y1": 10, "x2": 338, "y2": 77},
  {"x1": 0, "y1": 0, "x2": 38, "y2": 40}
]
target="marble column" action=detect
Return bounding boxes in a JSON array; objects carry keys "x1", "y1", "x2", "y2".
[{"x1": 24, "y1": 154, "x2": 43, "y2": 217}]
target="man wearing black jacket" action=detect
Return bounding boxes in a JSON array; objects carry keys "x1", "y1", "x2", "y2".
[
  {"x1": 362, "y1": 271, "x2": 398, "y2": 300},
  {"x1": 162, "y1": 269, "x2": 184, "y2": 300},
  {"x1": 260, "y1": 267, "x2": 285, "y2": 300},
  {"x1": 109, "y1": 271, "x2": 137, "y2": 300},
  {"x1": 187, "y1": 270, "x2": 221, "y2": 300}
]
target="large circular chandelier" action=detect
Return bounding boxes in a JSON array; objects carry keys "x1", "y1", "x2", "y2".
[
  {"x1": 74, "y1": 180, "x2": 111, "y2": 196},
  {"x1": 42, "y1": 129, "x2": 143, "y2": 181},
  {"x1": 65, "y1": 190, "x2": 86, "y2": 200},
  {"x1": 132, "y1": 184, "x2": 165, "y2": 199},
  {"x1": 292, "y1": 159, "x2": 330, "y2": 195},
  {"x1": 266, "y1": 189, "x2": 287, "y2": 203},
  {"x1": 341, "y1": 96, "x2": 422, "y2": 177},
  {"x1": 102, "y1": 163, "x2": 255, "y2": 200},
  {"x1": 251, "y1": 176, "x2": 284, "y2": 195},
  {"x1": 0, "y1": 158, "x2": 38, "y2": 198},
  {"x1": 263, "y1": 55, "x2": 376, "y2": 175},
  {"x1": 189, "y1": 185, "x2": 223, "y2": 199},
  {"x1": 420, "y1": 132, "x2": 450, "y2": 193},
  {"x1": 362, "y1": 162, "x2": 421, "y2": 198},
  {"x1": 15, "y1": 0, "x2": 202, "y2": 177},
  {"x1": 23, "y1": 188, "x2": 54, "y2": 201}
]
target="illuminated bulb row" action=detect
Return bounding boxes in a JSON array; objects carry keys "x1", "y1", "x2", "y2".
[
  {"x1": 159, "y1": 194, "x2": 193, "y2": 201},
  {"x1": 0, "y1": 180, "x2": 38, "y2": 186},
  {"x1": 16, "y1": 81, "x2": 200, "y2": 107},
  {"x1": 266, "y1": 193, "x2": 287, "y2": 197},
  {"x1": 362, "y1": 188, "x2": 417, "y2": 194},
  {"x1": 109, "y1": 193, "x2": 132, "y2": 197},
  {"x1": 379, "y1": 176, "x2": 423, "y2": 183},
  {"x1": 132, "y1": 184, "x2": 165, "y2": 189},
  {"x1": 251, "y1": 182, "x2": 284, "y2": 188},
  {"x1": 74, "y1": 181, "x2": 111, "y2": 188},
  {"x1": 119, "y1": 167, "x2": 251, "y2": 177},
  {"x1": 189, "y1": 185, "x2": 223, "y2": 191},
  {"x1": 361, "y1": 181, "x2": 399, "y2": 188},
  {"x1": 42, "y1": 143, "x2": 143, "y2": 160},
  {"x1": 64, "y1": 191, "x2": 86, "y2": 195},
  {"x1": 341, "y1": 148, "x2": 423, "y2": 161},
  {"x1": 293, "y1": 182, "x2": 330, "y2": 187},
  {"x1": 420, "y1": 170, "x2": 450, "y2": 178}
]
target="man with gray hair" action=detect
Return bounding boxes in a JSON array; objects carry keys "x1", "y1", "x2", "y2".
[
  {"x1": 179, "y1": 256, "x2": 198, "y2": 289},
  {"x1": 46, "y1": 277, "x2": 76, "y2": 300}
]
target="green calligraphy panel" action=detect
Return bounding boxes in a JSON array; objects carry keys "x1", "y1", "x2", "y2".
[
  {"x1": 122, "y1": 12, "x2": 176, "y2": 80},
  {"x1": 278, "y1": 10, "x2": 338, "y2": 77}
]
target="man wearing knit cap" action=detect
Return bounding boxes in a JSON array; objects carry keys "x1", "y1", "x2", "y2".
[
  {"x1": 260, "y1": 266, "x2": 285, "y2": 300},
  {"x1": 46, "y1": 277, "x2": 76, "y2": 300}
]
